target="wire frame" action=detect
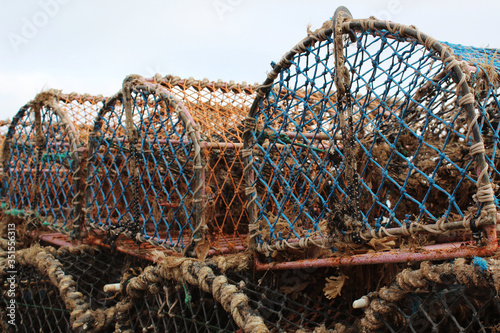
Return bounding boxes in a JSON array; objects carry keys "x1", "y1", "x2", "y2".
[
  {"x1": 1, "y1": 92, "x2": 97, "y2": 236},
  {"x1": 244, "y1": 18, "x2": 495, "y2": 255}
]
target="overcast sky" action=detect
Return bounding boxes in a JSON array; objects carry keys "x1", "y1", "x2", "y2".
[{"x1": 1, "y1": 0, "x2": 499, "y2": 120}]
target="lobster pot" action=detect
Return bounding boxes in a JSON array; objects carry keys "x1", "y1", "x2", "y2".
[
  {"x1": 86, "y1": 77, "x2": 201, "y2": 250},
  {"x1": 0, "y1": 245, "x2": 140, "y2": 332},
  {"x1": 126, "y1": 78, "x2": 199, "y2": 250},
  {"x1": 160, "y1": 76, "x2": 255, "y2": 251},
  {"x1": 123, "y1": 278, "x2": 241, "y2": 332},
  {"x1": 88, "y1": 76, "x2": 256, "y2": 252},
  {"x1": 245, "y1": 18, "x2": 493, "y2": 254},
  {"x1": 444, "y1": 42, "x2": 500, "y2": 200},
  {"x1": 1, "y1": 105, "x2": 36, "y2": 212},
  {"x1": 1, "y1": 92, "x2": 94, "y2": 233},
  {"x1": 85, "y1": 94, "x2": 134, "y2": 234}
]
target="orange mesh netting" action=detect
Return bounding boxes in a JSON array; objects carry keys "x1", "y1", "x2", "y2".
[{"x1": 85, "y1": 75, "x2": 256, "y2": 254}]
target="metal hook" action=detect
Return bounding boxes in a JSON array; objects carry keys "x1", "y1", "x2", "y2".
[{"x1": 333, "y1": 6, "x2": 356, "y2": 42}]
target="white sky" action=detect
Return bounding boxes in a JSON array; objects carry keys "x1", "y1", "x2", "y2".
[{"x1": 1, "y1": 0, "x2": 499, "y2": 120}]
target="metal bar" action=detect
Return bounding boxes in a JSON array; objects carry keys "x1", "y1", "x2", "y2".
[
  {"x1": 207, "y1": 245, "x2": 246, "y2": 256},
  {"x1": 38, "y1": 233, "x2": 73, "y2": 247},
  {"x1": 254, "y1": 225, "x2": 498, "y2": 271},
  {"x1": 36, "y1": 230, "x2": 247, "y2": 259}
]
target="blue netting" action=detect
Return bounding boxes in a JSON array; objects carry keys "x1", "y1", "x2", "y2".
[
  {"x1": 455, "y1": 44, "x2": 500, "y2": 210},
  {"x1": 86, "y1": 87, "x2": 199, "y2": 250},
  {"x1": 247, "y1": 26, "x2": 481, "y2": 247},
  {"x1": 1, "y1": 94, "x2": 98, "y2": 233},
  {"x1": 85, "y1": 77, "x2": 256, "y2": 252},
  {"x1": 86, "y1": 96, "x2": 135, "y2": 236},
  {"x1": 38, "y1": 105, "x2": 77, "y2": 227},
  {"x1": 131, "y1": 89, "x2": 197, "y2": 249},
  {"x1": 443, "y1": 41, "x2": 500, "y2": 71},
  {"x1": 2, "y1": 106, "x2": 37, "y2": 213}
]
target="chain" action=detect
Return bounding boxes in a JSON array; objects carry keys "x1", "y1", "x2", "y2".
[
  {"x1": 332, "y1": 7, "x2": 363, "y2": 243},
  {"x1": 130, "y1": 135, "x2": 141, "y2": 237}
]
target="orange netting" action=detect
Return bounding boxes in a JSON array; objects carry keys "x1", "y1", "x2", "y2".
[{"x1": 160, "y1": 76, "x2": 255, "y2": 251}]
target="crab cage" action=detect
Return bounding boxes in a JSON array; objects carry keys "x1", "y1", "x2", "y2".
[
  {"x1": 86, "y1": 75, "x2": 255, "y2": 253},
  {"x1": 0, "y1": 244, "x2": 142, "y2": 333},
  {"x1": 1, "y1": 91, "x2": 103, "y2": 237},
  {"x1": 244, "y1": 8, "x2": 498, "y2": 269}
]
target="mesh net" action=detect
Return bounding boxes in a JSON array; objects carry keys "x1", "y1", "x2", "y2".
[
  {"x1": 12, "y1": 265, "x2": 72, "y2": 333},
  {"x1": 0, "y1": 120, "x2": 12, "y2": 186},
  {"x1": 85, "y1": 76, "x2": 255, "y2": 252},
  {"x1": 379, "y1": 276, "x2": 500, "y2": 332},
  {"x1": 3, "y1": 241, "x2": 500, "y2": 332},
  {"x1": 160, "y1": 77, "x2": 255, "y2": 252},
  {"x1": 124, "y1": 280, "x2": 240, "y2": 332},
  {"x1": 445, "y1": 42, "x2": 500, "y2": 212},
  {"x1": 85, "y1": 94, "x2": 134, "y2": 239},
  {"x1": 444, "y1": 41, "x2": 500, "y2": 71},
  {"x1": 1, "y1": 92, "x2": 103, "y2": 235},
  {"x1": 1, "y1": 8, "x2": 500, "y2": 333},
  {"x1": 0, "y1": 243, "x2": 142, "y2": 332},
  {"x1": 244, "y1": 18, "x2": 496, "y2": 258}
]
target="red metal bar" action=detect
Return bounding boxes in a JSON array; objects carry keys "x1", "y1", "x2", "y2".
[
  {"x1": 254, "y1": 225, "x2": 498, "y2": 271},
  {"x1": 208, "y1": 245, "x2": 246, "y2": 256},
  {"x1": 36, "y1": 230, "x2": 248, "y2": 259},
  {"x1": 38, "y1": 233, "x2": 74, "y2": 247}
]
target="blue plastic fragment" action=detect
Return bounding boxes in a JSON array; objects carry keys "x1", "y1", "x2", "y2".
[{"x1": 473, "y1": 256, "x2": 488, "y2": 273}]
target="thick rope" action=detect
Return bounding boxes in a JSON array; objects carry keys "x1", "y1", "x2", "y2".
[
  {"x1": 159, "y1": 74, "x2": 258, "y2": 95},
  {"x1": 115, "y1": 254, "x2": 268, "y2": 333},
  {"x1": 359, "y1": 258, "x2": 499, "y2": 331},
  {"x1": 0, "y1": 245, "x2": 116, "y2": 333}
]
